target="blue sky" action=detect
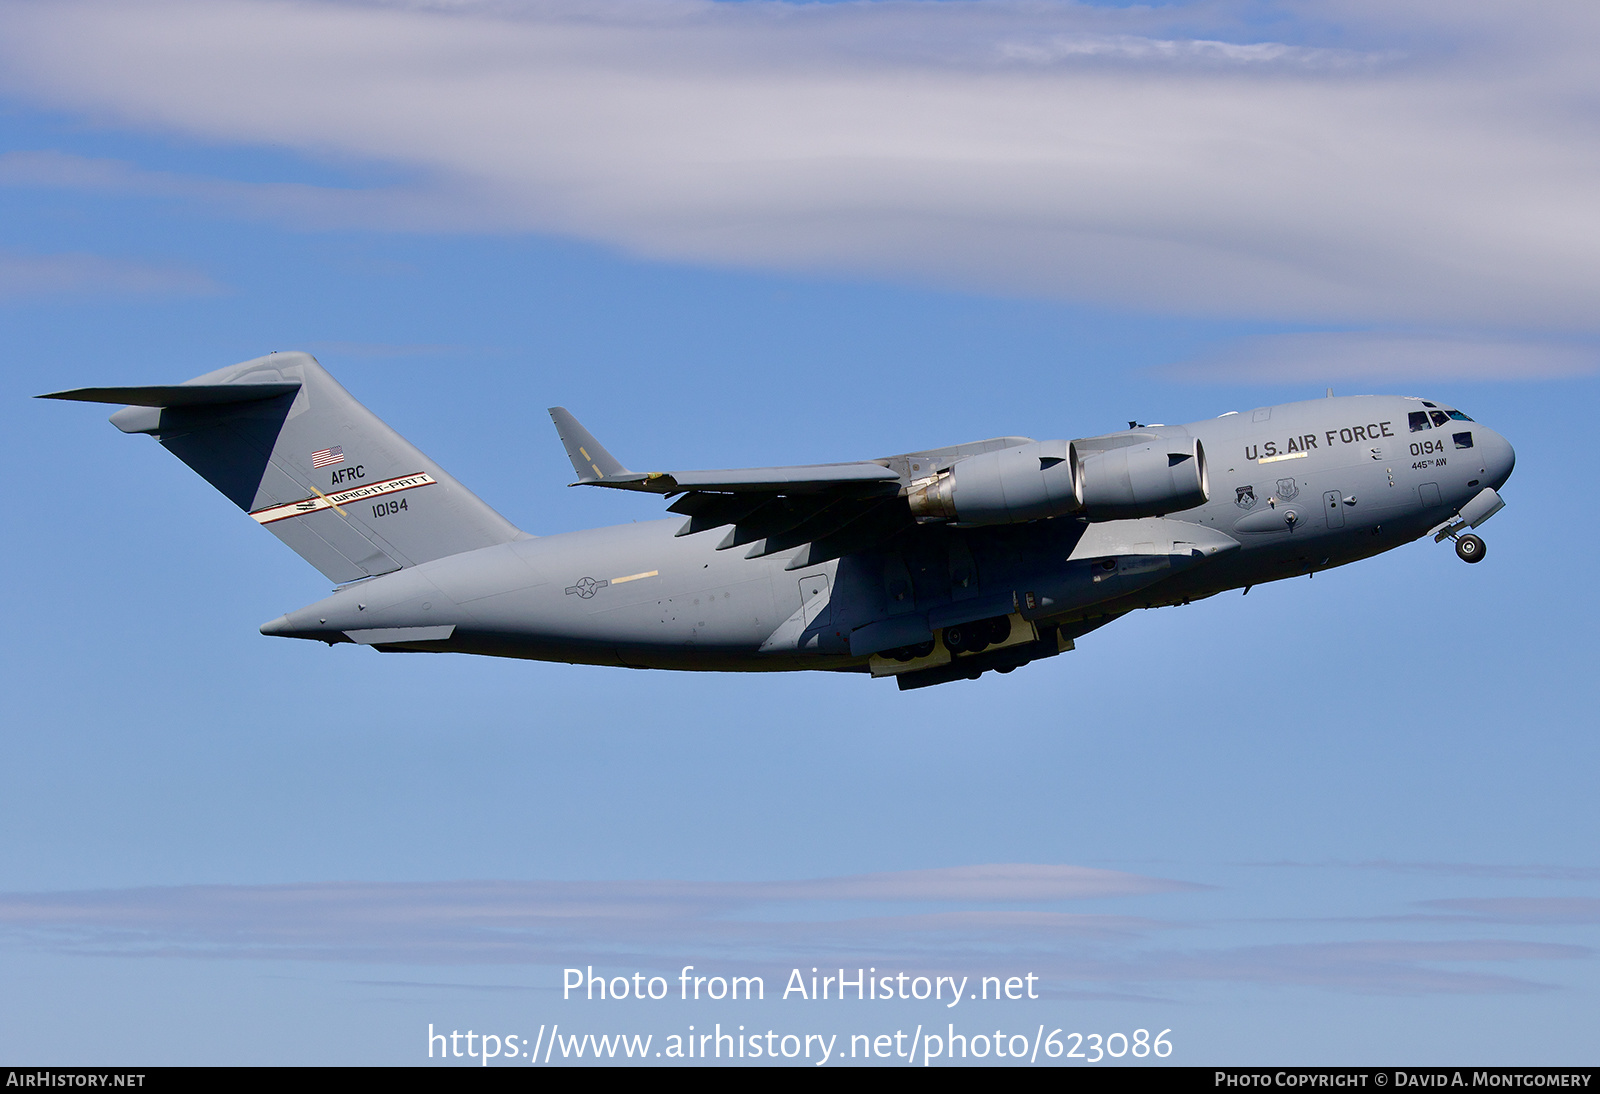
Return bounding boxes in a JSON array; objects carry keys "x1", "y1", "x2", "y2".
[{"x1": 1, "y1": 0, "x2": 1597, "y2": 1066}]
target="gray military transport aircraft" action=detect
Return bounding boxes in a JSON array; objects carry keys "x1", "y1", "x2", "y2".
[{"x1": 42, "y1": 352, "x2": 1515, "y2": 690}]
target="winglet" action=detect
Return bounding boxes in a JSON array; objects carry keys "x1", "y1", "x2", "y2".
[{"x1": 548, "y1": 407, "x2": 633, "y2": 482}]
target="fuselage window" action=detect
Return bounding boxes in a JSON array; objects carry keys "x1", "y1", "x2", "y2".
[
  {"x1": 1429, "y1": 410, "x2": 1450, "y2": 427},
  {"x1": 1454, "y1": 432, "x2": 1474, "y2": 449},
  {"x1": 1409, "y1": 411, "x2": 1431, "y2": 432},
  {"x1": 1447, "y1": 410, "x2": 1474, "y2": 422}
]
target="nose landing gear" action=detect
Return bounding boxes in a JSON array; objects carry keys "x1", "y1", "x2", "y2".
[
  {"x1": 1432, "y1": 488, "x2": 1504, "y2": 564},
  {"x1": 1454, "y1": 533, "x2": 1486, "y2": 563}
]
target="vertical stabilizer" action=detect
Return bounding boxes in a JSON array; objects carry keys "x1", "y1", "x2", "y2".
[{"x1": 41, "y1": 352, "x2": 521, "y2": 583}]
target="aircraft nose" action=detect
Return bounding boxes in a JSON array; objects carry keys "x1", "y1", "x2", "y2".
[{"x1": 1482, "y1": 429, "x2": 1515, "y2": 490}]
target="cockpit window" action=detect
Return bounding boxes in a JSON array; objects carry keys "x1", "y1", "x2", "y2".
[
  {"x1": 1409, "y1": 411, "x2": 1431, "y2": 432},
  {"x1": 1422, "y1": 401, "x2": 1437, "y2": 408},
  {"x1": 1454, "y1": 432, "x2": 1474, "y2": 449},
  {"x1": 1447, "y1": 410, "x2": 1474, "y2": 421},
  {"x1": 1429, "y1": 410, "x2": 1449, "y2": 427}
]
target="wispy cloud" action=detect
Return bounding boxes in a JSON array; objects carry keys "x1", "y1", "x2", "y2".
[
  {"x1": 991, "y1": 34, "x2": 1384, "y2": 70},
  {"x1": 1355, "y1": 860, "x2": 1600, "y2": 882},
  {"x1": 1160, "y1": 332, "x2": 1599, "y2": 384},
  {"x1": 0, "y1": 865, "x2": 1582, "y2": 995},
  {"x1": 1, "y1": 1, "x2": 1599, "y2": 333},
  {"x1": 1120, "y1": 940, "x2": 1586, "y2": 996},
  {"x1": 0, "y1": 866, "x2": 1189, "y2": 969},
  {"x1": 739, "y1": 863, "x2": 1193, "y2": 902},
  {"x1": 0, "y1": 249, "x2": 217, "y2": 297},
  {"x1": 0, "y1": 150, "x2": 459, "y2": 230},
  {"x1": 1420, "y1": 898, "x2": 1600, "y2": 925},
  {"x1": 302, "y1": 341, "x2": 480, "y2": 360}
]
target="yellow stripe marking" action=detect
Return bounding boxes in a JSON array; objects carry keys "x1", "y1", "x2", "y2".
[
  {"x1": 1258, "y1": 451, "x2": 1309, "y2": 464},
  {"x1": 579, "y1": 447, "x2": 591, "y2": 460},
  {"x1": 610, "y1": 570, "x2": 659, "y2": 585},
  {"x1": 304, "y1": 480, "x2": 347, "y2": 516}
]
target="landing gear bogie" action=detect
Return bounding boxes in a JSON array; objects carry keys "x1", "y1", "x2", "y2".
[{"x1": 943, "y1": 615, "x2": 1011, "y2": 654}]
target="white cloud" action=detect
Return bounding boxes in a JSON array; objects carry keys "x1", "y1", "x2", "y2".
[
  {"x1": 1161, "y1": 332, "x2": 1599, "y2": 384},
  {"x1": 0, "y1": 0, "x2": 1598, "y2": 334},
  {"x1": 0, "y1": 249, "x2": 217, "y2": 297}
]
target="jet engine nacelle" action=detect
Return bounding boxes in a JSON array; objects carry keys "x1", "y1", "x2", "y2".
[
  {"x1": 1075, "y1": 437, "x2": 1209, "y2": 520},
  {"x1": 907, "y1": 440, "x2": 1081, "y2": 525}
]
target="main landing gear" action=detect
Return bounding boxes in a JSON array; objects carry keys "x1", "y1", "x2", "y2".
[
  {"x1": 943, "y1": 615, "x2": 1011, "y2": 654},
  {"x1": 1454, "y1": 533, "x2": 1486, "y2": 564}
]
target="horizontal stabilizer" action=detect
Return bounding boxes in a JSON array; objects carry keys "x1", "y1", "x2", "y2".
[{"x1": 37, "y1": 383, "x2": 301, "y2": 407}]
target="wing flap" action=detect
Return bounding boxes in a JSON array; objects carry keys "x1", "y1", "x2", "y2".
[
  {"x1": 673, "y1": 494, "x2": 774, "y2": 536},
  {"x1": 743, "y1": 498, "x2": 875, "y2": 559}
]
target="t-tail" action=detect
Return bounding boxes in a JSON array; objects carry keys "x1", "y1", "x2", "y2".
[{"x1": 40, "y1": 352, "x2": 522, "y2": 583}]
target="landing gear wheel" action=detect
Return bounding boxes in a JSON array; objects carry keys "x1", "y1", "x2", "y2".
[
  {"x1": 1455, "y1": 533, "x2": 1486, "y2": 563},
  {"x1": 887, "y1": 639, "x2": 937, "y2": 662},
  {"x1": 947, "y1": 624, "x2": 992, "y2": 653}
]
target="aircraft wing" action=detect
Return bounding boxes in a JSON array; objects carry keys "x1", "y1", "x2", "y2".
[
  {"x1": 548, "y1": 409, "x2": 1042, "y2": 570},
  {"x1": 549, "y1": 407, "x2": 914, "y2": 569}
]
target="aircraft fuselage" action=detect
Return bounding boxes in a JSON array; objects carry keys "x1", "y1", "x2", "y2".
[{"x1": 259, "y1": 394, "x2": 1514, "y2": 686}]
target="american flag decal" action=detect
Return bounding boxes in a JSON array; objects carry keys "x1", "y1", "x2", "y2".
[{"x1": 311, "y1": 446, "x2": 344, "y2": 468}]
